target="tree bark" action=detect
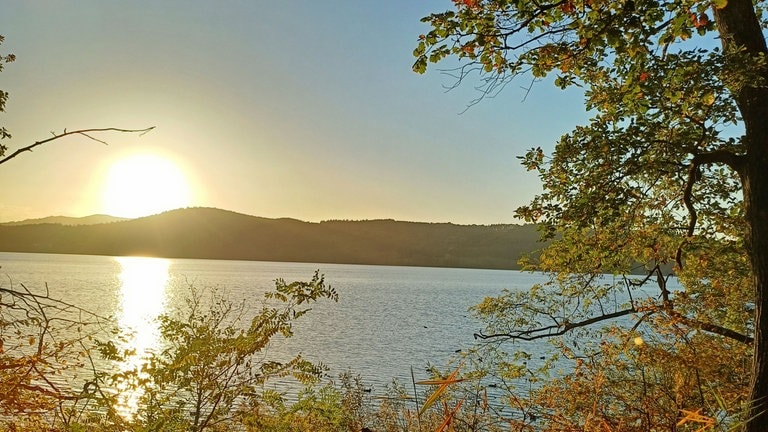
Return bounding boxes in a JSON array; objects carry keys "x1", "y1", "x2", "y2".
[
  {"x1": 713, "y1": 1, "x2": 768, "y2": 430},
  {"x1": 743, "y1": 127, "x2": 768, "y2": 431}
]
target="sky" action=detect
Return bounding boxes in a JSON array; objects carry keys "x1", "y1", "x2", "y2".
[{"x1": 0, "y1": 1, "x2": 588, "y2": 225}]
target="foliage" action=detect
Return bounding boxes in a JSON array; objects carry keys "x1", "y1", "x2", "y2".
[
  {"x1": 414, "y1": 364, "x2": 508, "y2": 432},
  {"x1": 98, "y1": 271, "x2": 338, "y2": 432},
  {"x1": 239, "y1": 372, "x2": 373, "y2": 432},
  {"x1": 0, "y1": 257, "x2": 345, "y2": 432},
  {"x1": 0, "y1": 278, "x2": 117, "y2": 431},
  {"x1": 332, "y1": 365, "x2": 508, "y2": 432},
  {"x1": 0, "y1": 34, "x2": 14, "y2": 146},
  {"x1": 415, "y1": 0, "x2": 768, "y2": 430}
]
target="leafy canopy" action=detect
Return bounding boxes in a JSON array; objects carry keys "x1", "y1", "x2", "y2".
[{"x1": 415, "y1": 0, "x2": 763, "y2": 430}]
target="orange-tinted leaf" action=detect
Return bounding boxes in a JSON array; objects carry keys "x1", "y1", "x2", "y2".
[
  {"x1": 435, "y1": 398, "x2": 465, "y2": 432},
  {"x1": 418, "y1": 366, "x2": 462, "y2": 416},
  {"x1": 416, "y1": 377, "x2": 465, "y2": 385}
]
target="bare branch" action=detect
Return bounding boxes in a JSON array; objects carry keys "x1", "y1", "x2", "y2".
[
  {"x1": 0, "y1": 284, "x2": 107, "y2": 322},
  {"x1": 0, "y1": 126, "x2": 155, "y2": 166}
]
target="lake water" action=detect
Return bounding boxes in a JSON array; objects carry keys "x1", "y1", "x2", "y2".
[{"x1": 0, "y1": 252, "x2": 551, "y2": 402}]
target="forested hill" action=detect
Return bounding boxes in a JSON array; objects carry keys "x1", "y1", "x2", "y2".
[
  {"x1": 1, "y1": 214, "x2": 129, "y2": 226},
  {"x1": 0, "y1": 207, "x2": 541, "y2": 270}
]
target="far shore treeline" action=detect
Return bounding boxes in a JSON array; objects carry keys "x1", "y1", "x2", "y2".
[{"x1": 0, "y1": 207, "x2": 540, "y2": 270}]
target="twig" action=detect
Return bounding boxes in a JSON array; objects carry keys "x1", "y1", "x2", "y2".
[
  {"x1": 411, "y1": 366, "x2": 423, "y2": 432},
  {"x1": 0, "y1": 126, "x2": 155, "y2": 166}
]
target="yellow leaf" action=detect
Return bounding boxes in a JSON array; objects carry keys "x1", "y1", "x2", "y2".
[
  {"x1": 419, "y1": 365, "x2": 462, "y2": 416},
  {"x1": 676, "y1": 408, "x2": 715, "y2": 429}
]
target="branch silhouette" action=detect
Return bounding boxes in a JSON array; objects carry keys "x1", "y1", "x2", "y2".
[{"x1": 0, "y1": 126, "x2": 155, "y2": 166}]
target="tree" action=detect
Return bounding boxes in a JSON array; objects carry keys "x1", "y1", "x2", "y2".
[{"x1": 415, "y1": 0, "x2": 768, "y2": 430}]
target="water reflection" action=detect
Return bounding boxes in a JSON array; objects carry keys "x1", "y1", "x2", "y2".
[{"x1": 113, "y1": 256, "x2": 170, "y2": 417}]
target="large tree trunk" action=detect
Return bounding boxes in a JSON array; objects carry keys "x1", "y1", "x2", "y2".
[
  {"x1": 713, "y1": 1, "x2": 768, "y2": 430},
  {"x1": 743, "y1": 134, "x2": 768, "y2": 431},
  {"x1": 740, "y1": 90, "x2": 768, "y2": 429}
]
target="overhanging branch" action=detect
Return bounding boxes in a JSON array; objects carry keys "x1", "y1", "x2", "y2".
[
  {"x1": 667, "y1": 309, "x2": 754, "y2": 344},
  {"x1": 474, "y1": 307, "x2": 638, "y2": 342},
  {"x1": 474, "y1": 304, "x2": 753, "y2": 345},
  {"x1": 0, "y1": 126, "x2": 155, "y2": 166}
]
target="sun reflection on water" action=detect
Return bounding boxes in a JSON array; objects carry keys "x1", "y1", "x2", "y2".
[{"x1": 113, "y1": 256, "x2": 170, "y2": 417}]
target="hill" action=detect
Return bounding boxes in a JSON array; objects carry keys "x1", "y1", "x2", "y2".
[
  {"x1": 0, "y1": 207, "x2": 542, "y2": 270},
  {"x1": 1, "y1": 214, "x2": 129, "y2": 226}
]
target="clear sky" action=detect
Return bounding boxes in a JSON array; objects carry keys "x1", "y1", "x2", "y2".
[{"x1": 0, "y1": 1, "x2": 587, "y2": 224}]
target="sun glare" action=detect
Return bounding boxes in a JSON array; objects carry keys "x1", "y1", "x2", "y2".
[
  {"x1": 102, "y1": 153, "x2": 192, "y2": 218},
  {"x1": 114, "y1": 256, "x2": 170, "y2": 417}
]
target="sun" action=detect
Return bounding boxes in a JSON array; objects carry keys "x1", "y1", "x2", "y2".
[{"x1": 102, "y1": 153, "x2": 193, "y2": 218}]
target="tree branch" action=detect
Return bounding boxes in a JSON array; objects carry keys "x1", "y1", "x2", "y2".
[
  {"x1": 667, "y1": 309, "x2": 754, "y2": 344},
  {"x1": 0, "y1": 126, "x2": 155, "y2": 166},
  {"x1": 475, "y1": 264, "x2": 754, "y2": 345},
  {"x1": 691, "y1": 148, "x2": 745, "y2": 174},
  {"x1": 676, "y1": 148, "x2": 745, "y2": 269},
  {"x1": 474, "y1": 307, "x2": 638, "y2": 342},
  {"x1": 474, "y1": 303, "x2": 753, "y2": 345},
  {"x1": 677, "y1": 162, "x2": 700, "y2": 269}
]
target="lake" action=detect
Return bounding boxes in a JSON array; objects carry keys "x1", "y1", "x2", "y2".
[{"x1": 0, "y1": 252, "x2": 551, "y2": 402}]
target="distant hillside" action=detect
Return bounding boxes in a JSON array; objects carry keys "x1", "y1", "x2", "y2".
[
  {"x1": 1, "y1": 214, "x2": 129, "y2": 226},
  {"x1": 0, "y1": 207, "x2": 543, "y2": 270}
]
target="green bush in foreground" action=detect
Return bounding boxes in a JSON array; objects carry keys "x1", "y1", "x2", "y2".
[{"x1": 115, "y1": 271, "x2": 337, "y2": 432}]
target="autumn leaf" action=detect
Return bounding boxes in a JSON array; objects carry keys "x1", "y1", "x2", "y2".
[
  {"x1": 456, "y1": 0, "x2": 479, "y2": 9},
  {"x1": 694, "y1": 13, "x2": 709, "y2": 29},
  {"x1": 561, "y1": 1, "x2": 575, "y2": 14},
  {"x1": 417, "y1": 366, "x2": 463, "y2": 416}
]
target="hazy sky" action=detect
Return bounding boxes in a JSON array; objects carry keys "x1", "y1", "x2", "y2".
[{"x1": 0, "y1": 1, "x2": 587, "y2": 224}]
